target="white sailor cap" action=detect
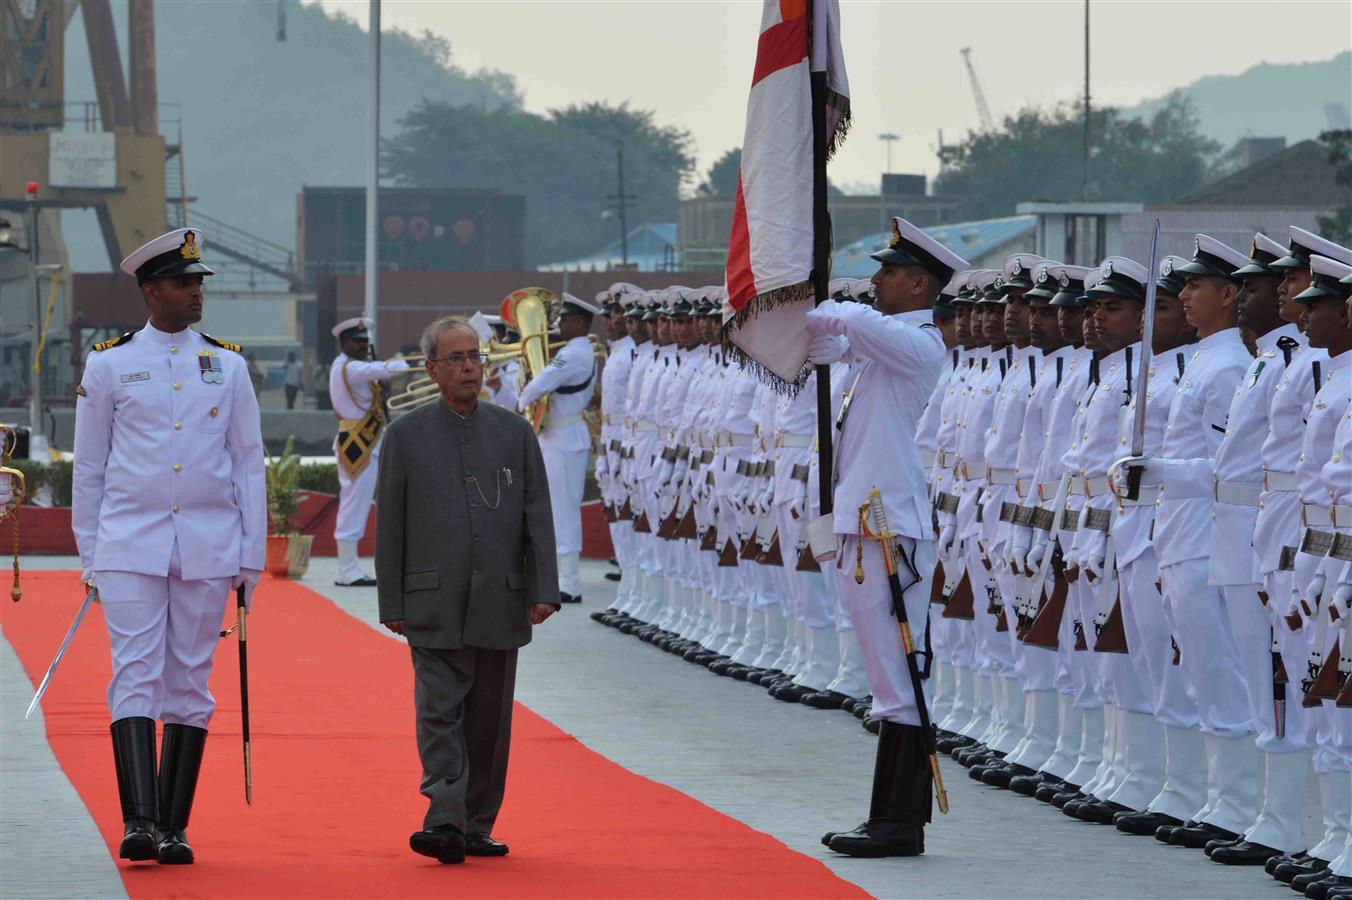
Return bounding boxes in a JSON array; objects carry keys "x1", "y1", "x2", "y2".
[
  {"x1": 1048, "y1": 264, "x2": 1092, "y2": 307},
  {"x1": 622, "y1": 290, "x2": 650, "y2": 317},
  {"x1": 1157, "y1": 256, "x2": 1190, "y2": 295},
  {"x1": 1233, "y1": 233, "x2": 1288, "y2": 277},
  {"x1": 1000, "y1": 253, "x2": 1049, "y2": 291},
  {"x1": 119, "y1": 227, "x2": 215, "y2": 284},
  {"x1": 559, "y1": 292, "x2": 602, "y2": 317},
  {"x1": 955, "y1": 268, "x2": 999, "y2": 303},
  {"x1": 1174, "y1": 234, "x2": 1247, "y2": 281},
  {"x1": 870, "y1": 216, "x2": 971, "y2": 283},
  {"x1": 1293, "y1": 255, "x2": 1352, "y2": 303},
  {"x1": 1272, "y1": 227, "x2": 1352, "y2": 271},
  {"x1": 1024, "y1": 260, "x2": 1062, "y2": 300},
  {"x1": 1086, "y1": 257, "x2": 1149, "y2": 302},
  {"x1": 608, "y1": 281, "x2": 642, "y2": 296},
  {"x1": 828, "y1": 277, "x2": 852, "y2": 300},
  {"x1": 942, "y1": 269, "x2": 970, "y2": 300},
  {"x1": 848, "y1": 278, "x2": 876, "y2": 303},
  {"x1": 332, "y1": 316, "x2": 374, "y2": 340}
]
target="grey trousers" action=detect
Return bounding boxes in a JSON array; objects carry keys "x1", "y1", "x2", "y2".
[{"x1": 410, "y1": 645, "x2": 517, "y2": 833}]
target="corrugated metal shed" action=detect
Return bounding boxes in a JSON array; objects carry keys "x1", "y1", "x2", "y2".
[
  {"x1": 833, "y1": 215, "x2": 1037, "y2": 277},
  {"x1": 539, "y1": 222, "x2": 680, "y2": 272}
]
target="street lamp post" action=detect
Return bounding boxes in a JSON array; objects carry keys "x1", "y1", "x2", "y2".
[
  {"x1": 607, "y1": 140, "x2": 636, "y2": 270},
  {"x1": 878, "y1": 133, "x2": 900, "y2": 231},
  {"x1": 25, "y1": 183, "x2": 43, "y2": 442},
  {"x1": 878, "y1": 132, "x2": 900, "y2": 174},
  {"x1": 364, "y1": 0, "x2": 380, "y2": 341}
]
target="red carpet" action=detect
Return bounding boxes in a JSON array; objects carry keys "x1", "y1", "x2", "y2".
[{"x1": 2, "y1": 571, "x2": 866, "y2": 899}]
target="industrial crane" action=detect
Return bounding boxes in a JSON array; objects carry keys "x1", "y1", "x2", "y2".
[{"x1": 959, "y1": 47, "x2": 995, "y2": 133}]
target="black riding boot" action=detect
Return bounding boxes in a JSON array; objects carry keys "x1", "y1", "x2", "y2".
[
  {"x1": 111, "y1": 717, "x2": 159, "y2": 861},
  {"x1": 826, "y1": 721, "x2": 931, "y2": 858},
  {"x1": 157, "y1": 724, "x2": 207, "y2": 865}
]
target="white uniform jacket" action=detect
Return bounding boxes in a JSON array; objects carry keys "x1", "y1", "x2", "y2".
[
  {"x1": 73, "y1": 322, "x2": 266, "y2": 580},
  {"x1": 809, "y1": 301, "x2": 945, "y2": 539},
  {"x1": 519, "y1": 334, "x2": 597, "y2": 452}
]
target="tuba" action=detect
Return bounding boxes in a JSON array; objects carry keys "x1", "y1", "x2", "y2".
[{"x1": 496, "y1": 287, "x2": 556, "y2": 431}]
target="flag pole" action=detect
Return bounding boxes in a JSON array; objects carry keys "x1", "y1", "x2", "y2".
[{"x1": 809, "y1": 66, "x2": 834, "y2": 517}]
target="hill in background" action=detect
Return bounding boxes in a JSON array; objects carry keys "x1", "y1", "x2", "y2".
[
  {"x1": 61, "y1": 0, "x2": 519, "y2": 272},
  {"x1": 1123, "y1": 52, "x2": 1351, "y2": 148}
]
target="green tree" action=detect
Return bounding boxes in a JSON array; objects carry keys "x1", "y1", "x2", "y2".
[
  {"x1": 935, "y1": 93, "x2": 1221, "y2": 220},
  {"x1": 383, "y1": 100, "x2": 695, "y2": 265},
  {"x1": 698, "y1": 148, "x2": 742, "y2": 197},
  {"x1": 1316, "y1": 129, "x2": 1352, "y2": 246}
]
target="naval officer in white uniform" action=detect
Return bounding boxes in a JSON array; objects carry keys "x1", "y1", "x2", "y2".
[
  {"x1": 329, "y1": 317, "x2": 411, "y2": 586},
  {"x1": 517, "y1": 293, "x2": 601, "y2": 603},
  {"x1": 72, "y1": 227, "x2": 266, "y2": 865},
  {"x1": 806, "y1": 216, "x2": 969, "y2": 859}
]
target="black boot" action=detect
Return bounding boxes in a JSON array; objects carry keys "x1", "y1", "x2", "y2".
[
  {"x1": 111, "y1": 717, "x2": 159, "y2": 861},
  {"x1": 826, "y1": 722, "x2": 930, "y2": 858},
  {"x1": 157, "y1": 724, "x2": 207, "y2": 865}
]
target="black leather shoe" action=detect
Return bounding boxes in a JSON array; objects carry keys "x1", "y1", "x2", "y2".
[
  {"x1": 604, "y1": 571, "x2": 622, "y2": 581},
  {"x1": 1297, "y1": 872, "x2": 1350, "y2": 896},
  {"x1": 827, "y1": 819, "x2": 924, "y2": 858},
  {"x1": 465, "y1": 832, "x2": 509, "y2": 857},
  {"x1": 748, "y1": 668, "x2": 781, "y2": 686},
  {"x1": 731, "y1": 666, "x2": 760, "y2": 682},
  {"x1": 1034, "y1": 780, "x2": 1075, "y2": 803},
  {"x1": 1115, "y1": 810, "x2": 1182, "y2": 836},
  {"x1": 1074, "y1": 799, "x2": 1131, "y2": 824},
  {"x1": 937, "y1": 733, "x2": 976, "y2": 754},
  {"x1": 1009, "y1": 772, "x2": 1059, "y2": 796},
  {"x1": 1209, "y1": 840, "x2": 1283, "y2": 866},
  {"x1": 1204, "y1": 836, "x2": 1240, "y2": 856},
  {"x1": 410, "y1": 824, "x2": 466, "y2": 864},
  {"x1": 1294, "y1": 869, "x2": 1341, "y2": 892},
  {"x1": 981, "y1": 762, "x2": 1034, "y2": 788},
  {"x1": 1170, "y1": 821, "x2": 1240, "y2": 849},
  {"x1": 559, "y1": 591, "x2": 582, "y2": 604},
  {"x1": 853, "y1": 698, "x2": 873, "y2": 719},
  {"x1": 1269, "y1": 853, "x2": 1304, "y2": 877},
  {"x1": 335, "y1": 576, "x2": 377, "y2": 587},
  {"x1": 687, "y1": 649, "x2": 720, "y2": 664},
  {"x1": 590, "y1": 609, "x2": 616, "y2": 623},
  {"x1": 1275, "y1": 856, "x2": 1327, "y2": 884},
  {"x1": 111, "y1": 717, "x2": 159, "y2": 862},
  {"x1": 1051, "y1": 790, "x2": 1084, "y2": 809},
  {"x1": 771, "y1": 683, "x2": 814, "y2": 703},
  {"x1": 618, "y1": 620, "x2": 642, "y2": 635},
  {"x1": 801, "y1": 689, "x2": 851, "y2": 709},
  {"x1": 863, "y1": 718, "x2": 881, "y2": 734}
]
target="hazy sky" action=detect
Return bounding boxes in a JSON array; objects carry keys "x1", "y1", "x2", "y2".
[{"x1": 311, "y1": 0, "x2": 1351, "y2": 192}]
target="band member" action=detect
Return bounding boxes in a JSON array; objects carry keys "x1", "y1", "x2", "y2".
[
  {"x1": 376, "y1": 315, "x2": 559, "y2": 863},
  {"x1": 72, "y1": 228, "x2": 266, "y2": 865},
  {"x1": 329, "y1": 317, "x2": 410, "y2": 586},
  {"x1": 806, "y1": 216, "x2": 969, "y2": 858},
  {"x1": 517, "y1": 294, "x2": 602, "y2": 603}
]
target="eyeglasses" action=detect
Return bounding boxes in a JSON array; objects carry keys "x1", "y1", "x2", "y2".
[{"x1": 429, "y1": 351, "x2": 489, "y2": 367}]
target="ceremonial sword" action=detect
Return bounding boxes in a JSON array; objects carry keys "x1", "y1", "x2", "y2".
[
  {"x1": 859, "y1": 488, "x2": 949, "y2": 815},
  {"x1": 25, "y1": 585, "x2": 98, "y2": 720}
]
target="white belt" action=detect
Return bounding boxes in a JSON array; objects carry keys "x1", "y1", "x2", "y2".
[
  {"x1": 726, "y1": 432, "x2": 754, "y2": 447},
  {"x1": 1335, "y1": 504, "x2": 1352, "y2": 527},
  {"x1": 1067, "y1": 478, "x2": 1087, "y2": 496},
  {"x1": 960, "y1": 463, "x2": 987, "y2": 482},
  {"x1": 544, "y1": 414, "x2": 583, "y2": 429},
  {"x1": 1082, "y1": 475, "x2": 1110, "y2": 498},
  {"x1": 634, "y1": 420, "x2": 657, "y2": 433},
  {"x1": 780, "y1": 434, "x2": 813, "y2": 449},
  {"x1": 1302, "y1": 503, "x2": 1333, "y2": 527},
  {"x1": 919, "y1": 450, "x2": 936, "y2": 469},
  {"x1": 1037, "y1": 480, "x2": 1061, "y2": 502},
  {"x1": 1263, "y1": 469, "x2": 1298, "y2": 491},
  {"x1": 938, "y1": 450, "x2": 959, "y2": 469},
  {"x1": 987, "y1": 467, "x2": 1017, "y2": 486},
  {"x1": 1119, "y1": 484, "x2": 1161, "y2": 507},
  {"x1": 1213, "y1": 479, "x2": 1261, "y2": 507}
]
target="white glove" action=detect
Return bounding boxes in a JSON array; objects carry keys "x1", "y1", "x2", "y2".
[
  {"x1": 231, "y1": 568, "x2": 264, "y2": 614},
  {"x1": 1025, "y1": 533, "x2": 1048, "y2": 576},
  {"x1": 658, "y1": 457, "x2": 675, "y2": 485},
  {"x1": 1295, "y1": 572, "x2": 1327, "y2": 620},
  {"x1": 938, "y1": 522, "x2": 956, "y2": 558},
  {"x1": 807, "y1": 333, "x2": 847, "y2": 365},
  {"x1": 1081, "y1": 532, "x2": 1107, "y2": 583},
  {"x1": 789, "y1": 480, "x2": 807, "y2": 521},
  {"x1": 1332, "y1": 582, "x2": 1352, "y2": 618},
  {"x1": 755, "y1": 484, "x2": 776, "y2": 516},
  {"x1": 1006, "y1": 527, "x2": 1032, "y2": 574},
  {"x1": 805, "y1": 300, "x2": 846, "y2": 334},
  {"x1": 80, "y1": 567, "x2": 95, "y2": 589}
]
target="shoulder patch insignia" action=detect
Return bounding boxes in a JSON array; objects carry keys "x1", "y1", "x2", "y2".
[
  {"x1": 91, "y1": 331, "x2": 134, "y2": 352},
  {"x1": 201, "y1": 333, "x2": 243, "y2": 353},
  {"x1": 75, "y1": 384, "x2": 87, "y2": 397}
]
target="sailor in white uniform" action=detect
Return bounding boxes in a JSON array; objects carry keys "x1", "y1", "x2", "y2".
[
  {"x1": 72, "y1": 227, "x2": 266, "y2": 865},
  {"x1": 517, "y1": 293, "x2": 601, "y2": 603},
  {"x1": 329, "y1": 317, "x2": 411, "y2": 586},
  {"x1": 807, "y1": 216, "x2": 969, "y2": 859}
]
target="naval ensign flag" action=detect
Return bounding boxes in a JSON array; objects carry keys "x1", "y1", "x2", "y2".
[{"x1": 723, "y1": 0, "x2": 850, "y2": 386}]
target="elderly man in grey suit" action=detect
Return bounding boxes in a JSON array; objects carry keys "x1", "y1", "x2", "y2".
[{"x1": 376, "y1": 315, "x2": 560, "y2": 865}]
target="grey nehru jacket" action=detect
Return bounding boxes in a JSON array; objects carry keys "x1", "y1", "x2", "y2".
[{"x1": 375, "y1": 399, "x2": 559, "y2": 650}]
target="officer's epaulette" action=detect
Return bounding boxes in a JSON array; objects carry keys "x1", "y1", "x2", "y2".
[
  {"x1": 91, "y1": 332, "x2": 134, "y2": 352},
  {"x1": 201, "y1": 333, "x2": 243, "y2": 353}
]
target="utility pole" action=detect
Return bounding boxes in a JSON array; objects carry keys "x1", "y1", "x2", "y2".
[
  {"x1": 1082, "y1": 0, "x2": 1091, "y2": 201},
  {"x1": 607, "y1": 140, "x2": 636, "y2": 269},
  {"x1": 878, "y1": 132, "x2": 900, "y2": 173},
  {"x1": 26, "y1": 182, "x2": 42, "y2": 442},
  {"x1": 364, "y1": 0, "x2": 380, "y2": 340}
]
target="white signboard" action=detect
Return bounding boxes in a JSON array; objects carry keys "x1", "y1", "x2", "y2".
[{"x1": 49, "y1": 132, "x2": 117, "y2": 189}]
